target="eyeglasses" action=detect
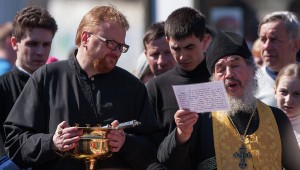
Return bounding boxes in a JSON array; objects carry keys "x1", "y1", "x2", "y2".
[{"x1": 90, "y1": 33, "x2": 129, "y2": 53}]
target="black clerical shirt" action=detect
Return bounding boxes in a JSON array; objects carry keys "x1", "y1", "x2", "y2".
[
  {"x1": 4, "y1": 55, "x2": 161, "y2": 170},
  {"x1": 0, "y1": 66, "x2": 30, "y2": 157}
]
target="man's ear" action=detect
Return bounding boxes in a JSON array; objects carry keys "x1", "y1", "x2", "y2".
[
  {"x1": 11, "y1": 37, "x2": 18, "y2": 51},
  {"x1": 81, "y1": 31, "x2": 90, "y2": 47},
  {"x1": 202, "y1": 34, "x2": 212, "y2": 52}
]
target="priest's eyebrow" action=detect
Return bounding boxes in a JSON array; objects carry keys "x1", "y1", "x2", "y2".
[{"x1": 215, "y1": 56, "x2": 241, "y2": 68}]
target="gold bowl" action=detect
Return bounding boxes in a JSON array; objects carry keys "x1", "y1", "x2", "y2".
[
  {"x1": 70, "y1": 120, "x2": 141, "y2": 170},
  {"x1": 72, "y1": 127, "x2": 112, "y2": 160}
]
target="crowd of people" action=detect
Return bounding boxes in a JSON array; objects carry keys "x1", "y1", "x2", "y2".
[{"x1": 0, "y1": 3, "x2": 299, "y2": 170}]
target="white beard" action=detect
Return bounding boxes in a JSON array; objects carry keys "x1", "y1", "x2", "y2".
[
  {"x1": 228, "y1": 74, "x2": 257, "y2": 116},
  {"x1": 212, "y1": 72, "x2": 258, "y2": 116}
]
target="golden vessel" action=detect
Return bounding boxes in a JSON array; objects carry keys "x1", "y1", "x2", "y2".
[{"x1": 71, "y1": 120, "x2": 141, "y2": 170}]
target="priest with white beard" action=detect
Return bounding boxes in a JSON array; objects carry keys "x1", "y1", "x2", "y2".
[{"x1": 157, "y1": 31, "x2": 300, "y2": 170}]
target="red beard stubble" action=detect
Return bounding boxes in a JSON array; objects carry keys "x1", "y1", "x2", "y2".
[{"x1": 93, "y1": 56, "x2": 117, "y2": 74}]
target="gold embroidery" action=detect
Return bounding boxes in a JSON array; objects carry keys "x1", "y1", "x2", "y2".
[
  {"x1": 227, "y1": 107, "x2": 256, "y2": 169},
  {"x1": 212, "y1": 100, "x2": 282, "y2": 169}
]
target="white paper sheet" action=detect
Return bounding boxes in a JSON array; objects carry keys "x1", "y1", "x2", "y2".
[{"x1": 172, "y1": 81, "x2": 229, "y2": 113}]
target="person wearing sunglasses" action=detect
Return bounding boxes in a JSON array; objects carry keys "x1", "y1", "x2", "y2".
[{"x1": 4, "y1": 5, "x2": 161, "y2": 170}]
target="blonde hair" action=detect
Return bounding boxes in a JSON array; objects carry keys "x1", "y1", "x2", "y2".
[
  {"x1": 275, "y1": 63, "x2": 300, "y2": 87},
  {"x1": 75, "y1": 5, "x2": 129, "y2": 46},
  {"x1": 251, "y1": 39, "x2": 262, "y2": 58}
]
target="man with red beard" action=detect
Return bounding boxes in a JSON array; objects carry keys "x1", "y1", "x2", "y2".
[
  {"x1": 4, "y1": 6, "x2": 160, "y2": 170},
  {"x1": 157, "y1": 31, "x2": 300, "y2": 170}
]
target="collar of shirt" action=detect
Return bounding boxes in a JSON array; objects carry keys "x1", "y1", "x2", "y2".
[
  {"x1": 16, "y1": 65, "x2": 31, "y2": 76},
  {"x1": 265, "y1": 67, "x2": 277, "y2": 80}
]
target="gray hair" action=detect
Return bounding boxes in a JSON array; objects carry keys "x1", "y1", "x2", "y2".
[{"x1": 259, "y1": 11, "x2": 300, "y2": 40}]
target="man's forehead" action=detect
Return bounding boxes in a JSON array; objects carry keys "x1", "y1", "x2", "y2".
[
  {"x1": 20, "y1": 28, "x2": 53, "y2": 41},
  {"x1": 215, "y1": 55, "x2": 241, "y2": 64},
  {"x1": 260, "y1": 20, "x2": 286, "y2": 34},
  {"x1": 169, "y1": 35, "x2": 198, "y2": 45}
]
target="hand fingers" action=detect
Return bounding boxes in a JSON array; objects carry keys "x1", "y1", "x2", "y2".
[
  {"x1": 53, "y1": 122, "x2": 82, "y2": 152},
  {"x1": 178, "y1": 116, "x2": 198, "y2": 129},
  {"x1": 55, "y1": 121, "x2": 70, "y2": 136},
  {"x1": 61, "y1": 136, "x2": 81, "y2": 149},
  {"x1": 57, "y1": 126, "x2": 82, "y2": 137},
  {"x1": 175, "y1": 112, "x2": 198, "y2": 126},
  {"x1": 174, "y1": 109, "x2": 195, "y2": 119},
  {"x1": 175, "y1": 110, "x2": 198, "y2": 136},
  {"x1": 60, "y1": 121, "x2": 70, "y2": 129},
  {"x1": 53, "y1": 133, "x2": 81, "y2": 152},
  {"x1": 107, "y1": 129, "x2": 125, "y2": 152},
  {"x1": 109, "y1": 140, "x2": 122, "y2": 152},
  {"x1": 110, "y1": 120, "x2": 119, "y2": 127},
  {"x1": 59, "y1": 137, "x2": 80, "y2": 151}
]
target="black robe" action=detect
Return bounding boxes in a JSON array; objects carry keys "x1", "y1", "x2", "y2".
[
  {"x1": 158, "y1": 107, "x2": 300, "y2": 170},
  {"x1": 4, "y1": 55, "x2": 161, "y2": 170},
  {"x1": 0, "y1": 66, "x2": 30, "y2": 157},
  {"x1": 146, "y1": 61, "x2": 211, "y2": 138}
]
